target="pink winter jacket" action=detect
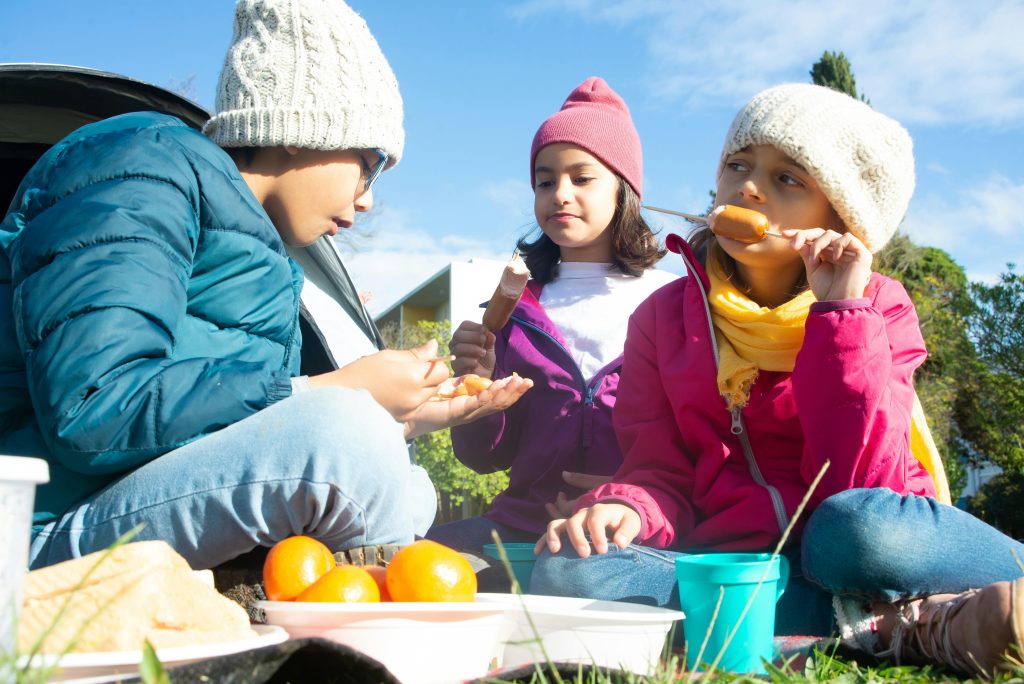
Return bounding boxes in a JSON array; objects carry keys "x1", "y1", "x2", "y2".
[{"x1": 576, "y1": 236, "x2": 936, "y2": 551}]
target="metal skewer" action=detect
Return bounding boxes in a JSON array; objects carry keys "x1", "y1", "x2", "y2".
[{"x1": 642, "y1": 204, "x2": 784, "y2": 239}]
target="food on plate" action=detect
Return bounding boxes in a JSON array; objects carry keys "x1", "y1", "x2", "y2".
[
  {"x1": 263, "y1": 535, "x2": 336, "y2": 601},
  {"x1": 17, "y1": 540, "x2": 256, "y2": 653},
  {"x1": 481, "y1": 253, "x2": 530, "y2": 332},
  {"x1": 385, "y1": 539, "x2": 477, "y2": 602},
  {"x1": 710, "y1": 205, "x2": 771, "y2": 243},
  {"x1": 295, "y1": 565, "x2": 380, "y2": 603}
]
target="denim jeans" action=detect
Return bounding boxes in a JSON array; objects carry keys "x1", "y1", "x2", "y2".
[
  {"x1": 801, "y1": 487, "x2": 1024, "y2": 601},
  {"x1": 425, "y1": 515, "x2": 539, "y2": 556},
  {"x1": 530, "y1": 488, "x2": 1024, "y2": 636},
  {"x1": 28, "y1": 387, "x2": 438, "y2": 570}
]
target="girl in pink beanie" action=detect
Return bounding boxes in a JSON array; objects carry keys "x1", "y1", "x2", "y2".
[{"x1": 426, "y1": 77, "x2": 676, "y2": 579}]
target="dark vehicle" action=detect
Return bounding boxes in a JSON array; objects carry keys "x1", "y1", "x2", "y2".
[{"x1": 0, "y1": 63, "x2": 209, "y2": 212}]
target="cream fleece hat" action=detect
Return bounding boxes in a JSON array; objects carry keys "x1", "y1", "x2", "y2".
[
  {"x1": 721, "y1": 83, "x2": 914, "y2": 252},
  {"x1": 204, "y1": 0, "x2": 404, "y2": 167}
]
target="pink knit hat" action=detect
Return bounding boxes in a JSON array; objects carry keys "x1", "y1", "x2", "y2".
[{"x1": 530, "y1": 77, "x2": 643, "y2": 198}]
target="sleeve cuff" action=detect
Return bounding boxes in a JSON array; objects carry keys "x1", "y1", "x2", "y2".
[
  {"x1": 809, "y1": 297, "x2": 871, "y2": 313},
  {"x1": 290, "y1": 375, "x2": 311, "y2": 394}
]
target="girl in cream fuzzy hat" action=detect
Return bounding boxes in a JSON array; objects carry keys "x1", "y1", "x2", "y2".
[{"x1": 531, "y1": 83, "x2": 1024, "y2": 677}]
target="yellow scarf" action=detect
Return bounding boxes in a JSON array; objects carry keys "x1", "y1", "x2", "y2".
[{"x1": 706, "y1": 261, "x2": 951, "y2": 504}]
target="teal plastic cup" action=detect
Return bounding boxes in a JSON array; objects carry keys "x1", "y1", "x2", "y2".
[
  {"x1": 675, "y1": 552, "x2": 789, "y2": 674},
  {"x1": 482, "y1": 542, "x2": 536, "y2": 592}
]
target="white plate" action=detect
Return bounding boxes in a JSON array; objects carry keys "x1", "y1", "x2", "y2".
[
  {"x1": 257, "y1": 601, "x2": 514, "y2": 684},
  {"x1": 257, "y1": 599, "x2": 510, "y2": 626},
  {"x1": 16, "y1": 624, "x2": 288, "y2": 682}
]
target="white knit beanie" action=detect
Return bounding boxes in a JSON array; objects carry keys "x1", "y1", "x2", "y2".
[
  {"x1": 721, "y1": 83, "x2": 914, "y2": 252},
  {"x1": 204, "y1": 0, "x2": 404, "y2": 167}
]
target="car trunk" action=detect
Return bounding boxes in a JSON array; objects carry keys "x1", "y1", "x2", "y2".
[{"x1": 0, "y1": 63, "x2": 210, "y2": 213}]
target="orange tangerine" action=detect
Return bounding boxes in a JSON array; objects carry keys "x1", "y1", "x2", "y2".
[
  {"x1": 364, "y1": 565, "x2": 391, "y2": 601},
  {"x1": 262, "y1": 535, "x2": 336, "y2": 601},
  {"x1": 295, "y1": 565, "x2": 380, "y2": 603},
  {"x1": 386, "y1": 540, "x2": 477, "y2": 602}
]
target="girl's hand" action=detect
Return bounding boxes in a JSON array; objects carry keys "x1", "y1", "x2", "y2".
[
  {"x1": 545, "y1": 472, "x2": 614, "y2": 519},
  {"x1": 310, "y1": 339, "x2": 449, "y2": 422},
  {"x1": 783, "y1": 228, "x2": 873, "y2": 302},
  {"x1": 403, "y1": 372, "x2": 533, "y2": 439},
  {"x1": 448, "y1": 321, "x2": 496, "y2": 378},
  {"x1": 536, "y1": 502, "x2": 641, "y2": 558}
]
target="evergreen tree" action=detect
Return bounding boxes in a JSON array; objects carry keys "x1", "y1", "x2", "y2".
[{"x1": 810, "y1": 50, "x2": 869, "y2": 103}]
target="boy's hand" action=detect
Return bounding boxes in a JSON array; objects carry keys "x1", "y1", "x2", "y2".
[
  {"x1": 448, "y1": 321, "x2": 496, "y2": 378},
  {"x1": 783, "y1": 227, "x2": 872, "y2": 302},
  {"x1": 310, "y1": 339, "x2": 450, "y2": 422},
  {"x1": 537, "y1": 502, "x2": 641, "y2": 558},
  {"x1": 403, "y1": 372, "x2": 533, "y2": 439}
]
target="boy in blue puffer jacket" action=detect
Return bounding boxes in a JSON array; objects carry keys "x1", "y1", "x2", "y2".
[{"x1": 0, "y1": 0, "x2": 531, "y2": 571}]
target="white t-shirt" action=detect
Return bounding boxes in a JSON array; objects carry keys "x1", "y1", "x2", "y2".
[{"x1": 539, "y1": 262, "x2": 677, "y2": 381}]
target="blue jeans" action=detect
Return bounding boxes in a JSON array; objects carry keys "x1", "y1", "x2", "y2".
[
  {"x1": 530, "y1": 488, "x2": 1024, "y2": 636},
  {"x1": 28, "y1": 388, "x2": 437, "y2": 570},
  {"x1": 425, "y1": 515, "x2": 538, "y2": 555},
  {"x1": 801, "y1": 488, "x2": 1024, "y2": 601}
]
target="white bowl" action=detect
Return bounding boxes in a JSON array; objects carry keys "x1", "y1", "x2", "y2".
[
  {"x1": 476, "y1": 593, "x2": 684, "y2": 676},
  {"x1": 257, "y1": 600, "x2": 514, "y2": 684}
]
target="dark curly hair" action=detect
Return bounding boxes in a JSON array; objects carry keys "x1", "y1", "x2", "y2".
[{"x1": 517, "y1": 176, "x2": 665, "y2": 284}]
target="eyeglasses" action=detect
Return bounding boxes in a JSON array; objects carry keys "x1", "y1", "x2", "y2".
[{"x1": 361, "y1": 148, "x2": 388, "y2": 194}]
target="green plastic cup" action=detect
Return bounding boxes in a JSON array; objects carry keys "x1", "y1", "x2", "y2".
[
  {"x1": 675, "y1": 552, "x2": 789, "y2": 674},
  {"x1": 482, "y1": 542, "x2": 536, "y2": 592}
]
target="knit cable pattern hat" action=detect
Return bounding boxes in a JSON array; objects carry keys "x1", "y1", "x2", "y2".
[
  {"x1": 204, "y1": 0, "x2": 404, "y2": 167},
  {"x1": 531, "y1": 77, "x2": 643, "y2": 198},
  {"x1": 721, "y1": 83, "x2": 914, "y2": 252}
]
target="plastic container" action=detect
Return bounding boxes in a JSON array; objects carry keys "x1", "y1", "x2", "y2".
[
  {"x1": 675, "y1": 552, "x2": 789, "y2": 674},
  {"x1": 257, "y1": 600, "x2": 514, "y2": 684},
  {"x1": 482, "y1": 542, "x2": 537, "y2": 592},
  {"x1": 476, "y1": 593, "x2": 684, "y2": 676},
  {"x1": 1, "y1": 455, "x2": 49, "y2": 658}
]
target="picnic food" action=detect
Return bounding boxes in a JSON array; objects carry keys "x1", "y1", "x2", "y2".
[
  {"x1": 482, "y1": 253, "x2": 530, "y2": 332},
  {"x1": 385, "y1": 540, "x2": 477, "y2": 602},
  {"x1": 711, "y1": 205, "x2": 771, "y2": 243},
  {"x1": 263, "y1": 535, "x2": 336, "y2": 601},
  {"x1": 434, "y1": 373, "x2": 494, "y2": 400},
  {"x1": 295, "y1": 565, "x2": 380, "y2": 603},
  {"x1": 17, "y1": 540, "x2": 256, "y2": 653}
]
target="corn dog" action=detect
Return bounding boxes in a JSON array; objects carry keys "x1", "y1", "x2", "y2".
[
  {"x1": 482, "y1": 253, "x2": 530, "y2": 332},
  {"x1": 709, "y1": 205, "x2": 771, "y2": 243}
]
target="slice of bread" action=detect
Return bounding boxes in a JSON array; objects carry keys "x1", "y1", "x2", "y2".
[{"x1": 18, "y1": 541, "x2": 256, "y2": 654}]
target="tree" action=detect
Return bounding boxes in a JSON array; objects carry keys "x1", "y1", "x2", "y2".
[
  {"x1": 810, "y1": 51, "x2": 869, "y2": 103},
  {"x1": 378, "y1": 319, "x2": 510, "y2": 522}
]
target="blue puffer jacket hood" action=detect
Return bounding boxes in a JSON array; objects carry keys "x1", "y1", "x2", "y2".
[{"x1": 0, "y1": 112, "x2": 302, "y2": 525}]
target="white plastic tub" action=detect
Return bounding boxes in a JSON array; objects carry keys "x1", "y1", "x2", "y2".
[
  {"x1": 257, "y1": 600, "x2": 515, "y2": 684},
  {"x1": 1, "y1": 455, "x2": 49, "y2": 658},
  {"x1": 477, "y1": 593, "x2": 684, "y2": 676}
]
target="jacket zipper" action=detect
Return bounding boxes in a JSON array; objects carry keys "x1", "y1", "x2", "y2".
[
  {"x1": 509, "y1": 316, "x2": 608, "y2": 467},
  {"x1": 679, "y1": 249, "x2": 790, "y2": 536}
]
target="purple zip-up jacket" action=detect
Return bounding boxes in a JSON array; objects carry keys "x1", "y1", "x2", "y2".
[{"x1": 450, "y1": 281, "x2": 625, "y2": 534}]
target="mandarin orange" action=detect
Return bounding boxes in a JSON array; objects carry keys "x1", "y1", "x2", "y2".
[
  {"x1": 364, "y1": 565, "x2": 391, "y2": 601},
  {"x1": 385, "y1": 539, "x2": 477, "y2": 602},
  {"x1": 262, "y1": 535, "x2": 336, "y2": 601},
  {"x1": 295, "y1": 565, "x2": 380, "y2": 603}
]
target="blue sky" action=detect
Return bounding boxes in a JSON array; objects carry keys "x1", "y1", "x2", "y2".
[{"x1": 3, "y1": 0, "x2": 1023, "y2": 313}]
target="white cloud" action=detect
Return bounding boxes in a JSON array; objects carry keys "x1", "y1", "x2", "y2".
[
  {"x1": 483, "y1": 178, "x2": 535, "y2": 225},
  {"x1": 337, "y1": 204, "x2": 511, "y2": 315},
  {"x1": 903, "y1": 174, "x2": 1024, "y2": 280},
  {"x1": 509, "y1": 0, "x2": 1024, "y2": 128}
]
